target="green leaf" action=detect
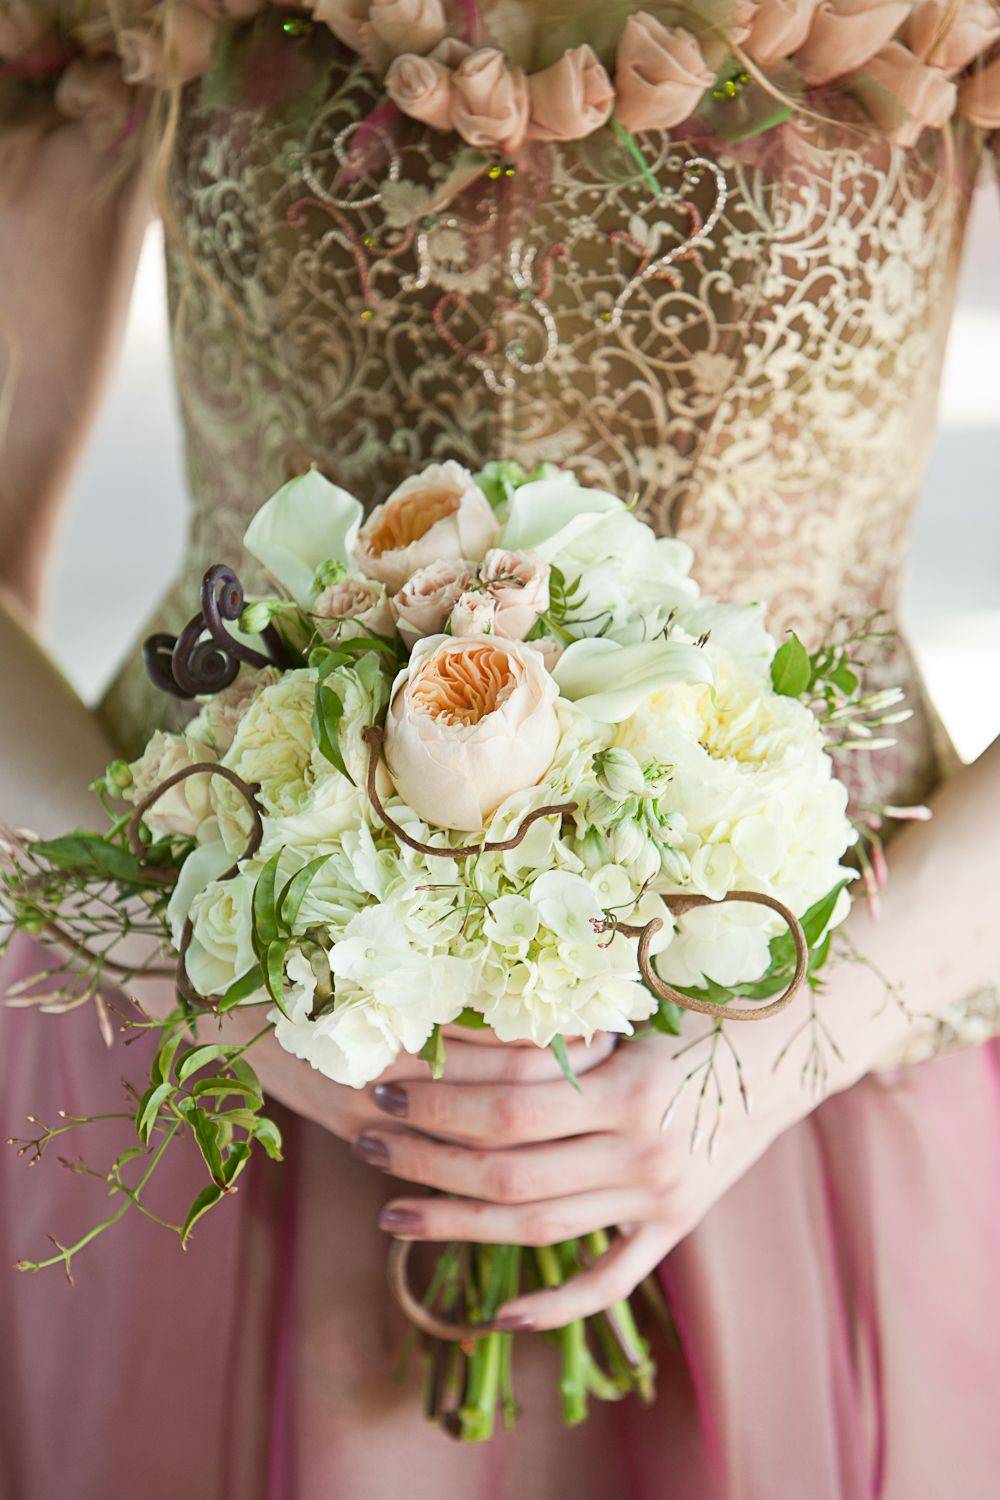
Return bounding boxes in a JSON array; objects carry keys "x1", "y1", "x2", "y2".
[
  {"x1": 137, "y1": 1080, "x2": 173, "y2": 1144},
  {"x1": 181, "y1": 1184, "x2": 224, "y2": 1247},
  {"x1": 312, "y1": 683, "x2": 353, "y2": 782},
  {"x1": 150, "y1": 1027, "x2": 186, "y2": 1087},
  {"x1": 829, "y1": 664, "x2": 858, "y2": 696},
  {"x1": 218, "y1": 964, "x2": 264, "y2": 1011},
  {"x1": 770, "y1": 633, "x2": 812, "y2": 697},
  {"x1": 176, "y1": 1043, "x2": 231, "y2": 1084},
  {"x1": 190, "y1": 1079, "x2": 259, "y2": 1104},
  {"x1": 251, "y1": 852, "x2": 282, "y2": 953},
  {"x1": 454, "y1": 1007, "x2": 488, "y2": 1029},
  {"x1": 550, "y1": 1035, "x2": 581, "y2": 1093},
  {"x1": 278, "y1": 854, "x2": 331, "y2": 932},
  {"x1": 253, "y1": 1117, "x2": 284, "y2": 1161},
  {"x1": 418, "y1": 1024, "x2": 447, "y2": 1080},
  {"x1": 31, "y1": 832, "x2": 172, "y2": 888},
  {"x1": 189, "y1": 1107, "x2": 225, "y2": 1183},
  {"x1": 221, "y1": 1140, "x2": 252, "y2": 1187},
  {"x1": 263, "y1": 938, "x2": 289, "y2": 1013},
  {"x1": 799, "y1": 880, "x2": 850, "y2": 949},
  {"x1": 650, "y1": 996, "x2": 683, "y2": 1035}
]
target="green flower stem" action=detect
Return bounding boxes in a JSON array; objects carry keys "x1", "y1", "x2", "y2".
[
  {"x1": 15, "y1": 1120, "x2": 181, "y2": 1276},
  {"x1": 459, "y1": 1329, "x2": 504, "y2": 1442},
  {"x1": 535, "y1": 1242, "x2": 621, "y2": 1426},
  {"x1": 609, "y1": 118, "x2": 661, "y2": 198},
  {"x1": 583, "y1": 1231, "x2": 656, "y2": 1402}
]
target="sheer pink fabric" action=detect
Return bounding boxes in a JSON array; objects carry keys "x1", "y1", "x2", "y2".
[{"x1": 2, "y1": 936, "x2": 998, "y2": 1498}]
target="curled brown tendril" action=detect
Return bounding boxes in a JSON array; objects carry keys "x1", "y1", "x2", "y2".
[
  {"x1": 602, "y1": 890, "x2": 809, "y2": 1023},
  {"x1": 362, "y1": 726, "x2": 577, "y2": 861},
  {"x1": 388, "y1": 1239, "x2": 500, "y2": 1344},
  {"x1": 126, "y1": 763, "x2": 265, "y2": 1008},
  {"x1": 144, "y1": 564, "x2": 288, "y2": 700}
]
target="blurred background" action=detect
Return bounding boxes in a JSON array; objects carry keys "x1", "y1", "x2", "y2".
[{"x1": 43, "y1": 185, "x2": 1000, "y2": 763}]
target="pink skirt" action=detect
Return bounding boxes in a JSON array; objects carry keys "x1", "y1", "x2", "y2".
[{"x1": 2, "y1": 933, "x2": 997, "y2": 1499}]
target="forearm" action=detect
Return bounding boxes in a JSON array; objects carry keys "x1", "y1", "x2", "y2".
[
  {"x1": 674, "y1": 736, "x2": 1000, "y2": 1145},
  {"x1": 0, "y1": 114, "x2": 147, "y2": 613},
  {"x1": 0, "y1": 597, "x2": 116, "y2": 835}
]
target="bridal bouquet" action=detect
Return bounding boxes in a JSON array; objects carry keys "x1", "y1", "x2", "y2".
[{"x1": 3, "y1": 460, "x2": 904, "y2": 1438}]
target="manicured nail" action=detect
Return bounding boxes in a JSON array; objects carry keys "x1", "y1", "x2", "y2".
[
  {"x1": 351, "y1": 1133, "x2": 390, "y2": 1169},
  {"x1": 493, "y1": 1310, "x2": 534, "y2": 1332},
  {"x1": 373, "y1": 1082, "x2": 408, "y2": 1118},
  {"x1": 378, "y1": 1205, "x2": 424, "y2": 1235}
]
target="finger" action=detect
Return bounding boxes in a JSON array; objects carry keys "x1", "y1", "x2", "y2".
[
  {"x1": 369, "y1": 1068, "x2": 616, "y2": 1146},
  {"x1": 353, "y1": 1129, "x2": 638, "y2": 1201},
  {"x1": 426, "y1": 1032, "x2": 617, "y2": 1085},
  {"x1": 377, "y1": 1186, "x2": 651, "y2": 1246},
  {"x1": 493, "y1": 1224, "x2": 670, "y2": 1331},
  {"x1": 373, "y1": 1033, "x2": 615, "y2": 1087}
]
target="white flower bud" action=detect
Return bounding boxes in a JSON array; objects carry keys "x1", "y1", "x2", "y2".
[
  {"x1": 659, "y1": 843, "x2": 692, "y2": 885},
  {"x1": 609, "y1": 818, "x2": 646, "y2": 867},
  {"x1": 594, "y1": 748, "x2": 646, "y2": 801},
  {"x1": 577, "y1": 825, "x2": 609, "y2": 870},
  {"x1": 240, "y1": 600, "x2": 274, "y2": 634}
]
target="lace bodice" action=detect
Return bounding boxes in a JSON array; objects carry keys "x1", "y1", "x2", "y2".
[{"x1": 95, "y1": 21, "x2": 984, "y2": 829}]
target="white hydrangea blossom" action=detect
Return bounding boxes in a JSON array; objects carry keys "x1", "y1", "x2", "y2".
[{"x1": 159, "y1": 466, "x2": 862, "y2": 1088}]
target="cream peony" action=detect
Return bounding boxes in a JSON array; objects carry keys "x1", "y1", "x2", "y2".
[
  {"x1": 390, "y1": 557, "x2": 475, "y2": 646},
  {"x1": 354, "y1": 462, "x2": 499, "y2": 591},
  {"x1": 127, "y1": 731, "x2": 217, "y2": 840},
  {"x1": 187, "y1": 667, "x2": 280, "y2": 755},
  {"x1": 384, "y1": 635, "x2": 560, "y2": 831}
]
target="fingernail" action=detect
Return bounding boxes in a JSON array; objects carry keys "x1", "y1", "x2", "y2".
[
  {"x1": 351, "y1": 1133, "x2": 390, "y2": 1169},
  {"x1": 378, "y1": 1206, "x2": 424, "y2": 1235},
  {"x1": 373, "y1": 1082, "x2": 408, "y2": 1118},
  {"x1": 493, "y1": 1310, "x2": 534, "y2": 1332}
]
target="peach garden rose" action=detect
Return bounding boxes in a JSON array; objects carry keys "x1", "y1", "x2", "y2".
[
  {"x1": 354, "y1": 461, "x2": 499, "y2": 592},
  {"x1": 390, "y1": 558, "x2": 475, "y2": 646},
  {"x1": 383, "y1": 635, "x2": 560, "y2": 831}
]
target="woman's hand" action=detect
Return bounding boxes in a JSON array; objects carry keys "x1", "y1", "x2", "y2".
[
  {"x1": 356, "y1": 1008, "x2": 871, "y2": 1331},
  {"x1": 162, "y1": 997, "x2": 618, "y2": 1157}
]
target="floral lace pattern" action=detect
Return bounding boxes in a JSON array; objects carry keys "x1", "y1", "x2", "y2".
[{"x1": 102, "y1": 46, "x2": 975, "y2": 836}]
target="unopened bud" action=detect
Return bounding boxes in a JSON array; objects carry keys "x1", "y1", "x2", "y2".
[
  {"x1": 105, "y1": 759, "x2": 133, "y2": 791},
  {"x1": 311, "y1": 558, "x2": 348, "y2": 593},
  {"x1": 240, "y1": 601, "x2": 274, "y2": 635},
  {"x1": 594, "y1": 748, "x2": 646, "y2": 801}
]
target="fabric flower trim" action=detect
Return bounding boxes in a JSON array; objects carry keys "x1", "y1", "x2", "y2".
[{"x1": 4, "y1": 1, "x2": 1000, "y2": 153}]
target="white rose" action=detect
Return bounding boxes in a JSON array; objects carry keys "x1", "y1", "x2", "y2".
[
  {"x1": 185, "y1": 871, "x2": 257, "y2": 997},
  {"x1": 126, "y1": 731, "x2": 217, "y2": 840},
  {"x1": 221, "y1": 669, "x2": 318, "y2": 818}
]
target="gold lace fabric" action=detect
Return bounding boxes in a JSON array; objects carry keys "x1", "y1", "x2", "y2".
[{"x1": 104, "y1": 48, "x2": 976, "y2": 829}]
